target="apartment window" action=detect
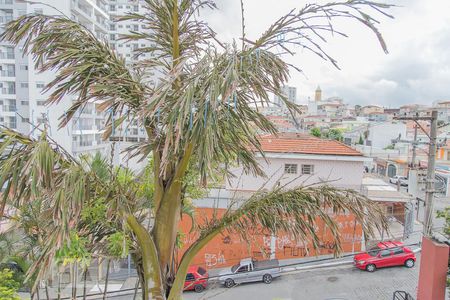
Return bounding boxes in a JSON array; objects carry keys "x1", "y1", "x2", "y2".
[
  {"x1": 118, "y1": 5, "x2": 123, "y2": 8},
  {"x1": 133, "y1": 5, "x2": 138, "y2": 12},
  {"x1": 22, "y1": 117, "x2": 29, "y2": 123},
  {"x1": 20, "y1": 100, "x2": 28, "y2": 106},
  {"x1": 2, "y1": 64, "x2": 15, "y2": 76},
  {"x1": 19, "y1": 65, "x2": 28, "y2": 71},
  {"x1": 133, "y1": 24, "x2": 139, "y2": 31},
  {"x1": 126, "y1": 25, "x2": 131, "y2": 29},
  {"x1": 4, "y1": 99, "x2": 16, "y2": 112},
  {"x1": 20, "y1": 82, "x2": 28, "y2": 88},
  {"x1": 109, "y1": 34, "x2": 116, "y2": 41},
  {"x1": 118, "y1": 24, "x2": 123, "y2": 28},
  {"x1": 36, "y1": 82, "x2": 45, "y2": 89},
  {"x1": 5, "y1": 82, "x2": 15, "y2": 94},
  {"x1": 110, "y1": 24, "x2": 116, "y2": 31},
  {"x1": 301, "y1": 164, "x2": 314, "y2": 175},
  {"x1": 109, "y1": 5, "x2": 116, "y2": 11},
  {"x1": 6, "y1": 116, "x2": 16, "y2": 128},
  {"x1": 5, "y1": 46, "x2": 14, "y2": 59},
  {"x1": 126, "y1": 44, "x2": 130, "y2": 47},
  {"x1": 37, "y1": 100, "x2": 46, "y2": 106},
  {"x1": 284, "y1": 164, "x2": 298, "y2": 174}
]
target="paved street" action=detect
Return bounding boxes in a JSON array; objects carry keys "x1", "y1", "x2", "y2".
[{"x1": 182, "y1": 258, "x2": 420, "y2": 300}]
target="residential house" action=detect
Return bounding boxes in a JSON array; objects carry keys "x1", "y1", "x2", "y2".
[
  {"x1": 227, "y1": 133, "x2": 371, "y2": 195},
  {"x1": 360, "y1": 105, "x2": 384, "y2": 115}
]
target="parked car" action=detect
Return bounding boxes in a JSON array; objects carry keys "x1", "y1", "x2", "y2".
[
  {"x1": 219, "y1": 258, "x2": 280, "y2": 288},
  {"x1": 184, "y1": 266, "x2": 208, "y2": 292},
  {"x1": 389, "y1": 175, "x2": 408, "y2": 186},
  {"x1": 353, "y1": 241, "x2": 416, "y2": 272}
]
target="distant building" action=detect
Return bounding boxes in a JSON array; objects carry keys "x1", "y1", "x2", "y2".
[
  {"x1": 314, "y1": 86, "x2": 322, "y2": 101},
  {"x1": 399, "y1": 104, "x2": 429, "y2": 116},
  {"x1": 360, "y1": 105, "x2": 384, "y2": 115},
  {"x1": 274, "y1": 85, "x2": 297, "y2": 106}
]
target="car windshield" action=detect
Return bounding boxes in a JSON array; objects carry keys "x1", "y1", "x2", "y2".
[{"x1": 231, "y1": 264, "x2": 240, "y2": 273}]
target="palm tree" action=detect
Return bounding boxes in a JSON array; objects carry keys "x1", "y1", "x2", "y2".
[{"x1": 0, "y1": 1, "x2": 394, "y2": 299}]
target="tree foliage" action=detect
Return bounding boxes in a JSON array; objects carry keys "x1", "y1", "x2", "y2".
[
  {"x1": 0, "y1": 269, "x2": 20, "y2": 300},
  {"x1": 0, "y1": 1, "x2": 394, "y2": 299}
]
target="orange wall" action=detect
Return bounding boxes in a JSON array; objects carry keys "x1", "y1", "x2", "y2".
[{"x1": 177, "y1": 208, "x2": 362, "y2": 269}]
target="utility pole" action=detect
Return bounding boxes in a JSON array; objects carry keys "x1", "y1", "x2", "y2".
[
  {"x1": 411, "y1": 124, "x2": 418, "y2": 168},
  {"x1": 423, "y1": 110, "x2": 438, "y2": 236},
  {"x1": 394, "y1": 110, "x2": 438, "y2": 237}
]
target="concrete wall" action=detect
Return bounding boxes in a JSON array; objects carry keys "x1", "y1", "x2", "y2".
[{"x1": 368, "y1": 123, "x2": 407, "y2": 149}]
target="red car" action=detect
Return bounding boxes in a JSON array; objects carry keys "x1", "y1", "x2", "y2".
[
  {"x1": 353, "y1": 241, "x2": 416, "y2": 272},
  {"x1": 184, "y1": 266, "x2": 208, "y2": 292}
]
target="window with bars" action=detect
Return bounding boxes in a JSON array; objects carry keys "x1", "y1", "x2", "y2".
[
  {"x1": 301, "y1": 164, "x2": 314, "y2": 175},
  {"x1": 284, "y1": 164, "x2": 297, "y2": 174}
]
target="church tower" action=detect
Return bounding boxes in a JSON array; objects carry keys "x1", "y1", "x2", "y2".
[{"x1": 314, "y1": 86, "x2": 322, "y2": 102}]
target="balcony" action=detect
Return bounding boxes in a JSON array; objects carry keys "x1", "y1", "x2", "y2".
[
  {"x1": 3, "y1": 105, "x2": 16, "y2": 112},
  {"x1": 0, "y1": 70, "x2": 14, "y2": 77},
  {"x1": 5, "y1": 121, "x2": 15, "y2": 128},
  {"x1": 0, "y1": 15, "x2": 13, "y2": 24},
  {"x1": 77, "y1": 2, "x2": 92, "y2": 17},
  {"x1": 0, "y1": 52, "x2": 14, "y2": 59},
  {"x1": 2, "y1": 88, "x2": 15, "y2": 95}
]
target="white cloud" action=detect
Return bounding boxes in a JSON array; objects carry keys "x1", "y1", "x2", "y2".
[{"x1": 203, "y1": 0, "x2": 450, "y2": 107}]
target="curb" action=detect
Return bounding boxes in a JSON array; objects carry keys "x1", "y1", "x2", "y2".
[
  {"x1": 281, "y1": 260, "x2": 353, "y2": 274},
  {"x1": 281, "y1": 248, "x2": 422, "y2": 275}
]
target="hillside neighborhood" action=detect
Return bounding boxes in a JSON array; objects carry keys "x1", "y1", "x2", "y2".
[{"x1": 0, "y1": 1, "x2": 448, "y2": 300}]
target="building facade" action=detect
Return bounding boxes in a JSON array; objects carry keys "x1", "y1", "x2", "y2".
[{"x1": 0, "y1": 0, "x2": 151, "y2": 169}]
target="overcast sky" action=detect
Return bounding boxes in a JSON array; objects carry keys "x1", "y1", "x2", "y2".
[{"x1": 203, "y1": 0, "x2": 449, "y2": 107}]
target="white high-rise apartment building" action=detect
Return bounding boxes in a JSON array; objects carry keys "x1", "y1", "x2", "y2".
[
  {"x1": 109, "y1": 0, "x2": 151, "y2": 170},
  {"x1": 274, "y1": 85, "x2": 297, "y2": 106},
  {"x1": 0, "y1": 0, "x2": 151, "y2": 167},
  {"x1": 0, "y1": 0, "x2": 110, "y2": 156}
]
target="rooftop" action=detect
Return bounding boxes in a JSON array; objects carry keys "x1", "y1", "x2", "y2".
[{"x1": 258, "y1": 133, "x2": 363, "y2": 156}]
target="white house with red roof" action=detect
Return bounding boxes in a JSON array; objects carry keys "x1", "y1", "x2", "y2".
[{"x1": 226, "y1": 133, "x2": 372, "y2": 193}]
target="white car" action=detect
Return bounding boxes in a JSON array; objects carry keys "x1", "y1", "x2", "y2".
[{"x1": 389, "y1": 175, "x2": 408, "y2": 186}]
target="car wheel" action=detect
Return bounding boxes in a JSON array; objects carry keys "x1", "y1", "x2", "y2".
[
  {"x1": 194, "y1": 284, "x2": 205, "y2": 293},
  {"x1": 366, "y1": 264, "x2": 376, "y2": 272},
  {"x1": 224, "y1": 278, "x2": 235, "y2": 288},
  {"x1": 263, "y1": 274, "x2": 273, "y2": 284},
  {"x1": 405, "y1": 259, "x2": 415, "y2": 268}
]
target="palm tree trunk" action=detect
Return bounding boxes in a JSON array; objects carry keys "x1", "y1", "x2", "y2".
[
  {"x1": 126, "y1": 214, "x2": 164, "y2": 300},
  {"x1": 102, "y1": 259, "x2": 110, "y2": 300}
]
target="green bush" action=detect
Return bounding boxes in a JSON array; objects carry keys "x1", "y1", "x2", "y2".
[{"x1": 0, "y1": 269, "x2": 20, "y2": 300}]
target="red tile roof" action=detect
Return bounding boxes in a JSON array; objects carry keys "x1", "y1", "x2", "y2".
[{"x1": 258, "y1": 133, "x2": 363, "y2": 156}]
